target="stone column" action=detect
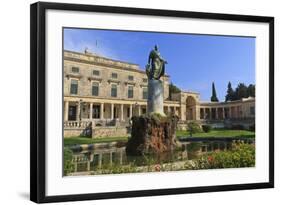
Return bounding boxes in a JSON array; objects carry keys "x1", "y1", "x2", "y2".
[
  {"x1": 100, "y1": 103, "x2": 104, "y2": 120},
  {"x1": 98, "y1": 153, "x2": 102, "y2": 168},
  {"x1": 222, "y1": 107, "x2": 225, "y2": 119},
  {"x1": 147, "y1": 79, "x2": 164, "y2": 115},
  {"x1": 119, "y1": 151, "x2": 123, "y2": 165},
  {"x1": 76, "y1": 101, "x2": 81, "y2": 121},
  {"x1": 195, "y1": 106, "x2": 200, "y2": 120},
  {"x1": 120, "y1": 104, "x2": 124, "y2": 121},
  {"x1": 174, "y1": 106, "x2": 177, "y2": 115},
  {"x1": 109, "y1": 152, "x2": 113, "y2": 165},
  {"x1": 138, "y1": 105, "x2": 141, "y2": 116},
  {"x1": 89, "y1": 102, "x2": 93, "y2": 120},
  {"x1": 204, "y1": 108, "x2": 208, "y2": 119},
  {"x1": 180, "y1": 105, "x2": 186, "y2": 121},
  {"x1": 167, "y1": 106, "x2": 171, "y2": 114},
  {"x1": 129, "y1": 104, "x2": 133, "y2": 118},
  {"x1": 215, "y1": 108, "x2": 218, "y2": 119},
  {"x1": 64, "y1": 101, "x2": 69, "y2": 121},
  {"x1": 111, "y1": 104, "x2": 114, "y2": 120}
]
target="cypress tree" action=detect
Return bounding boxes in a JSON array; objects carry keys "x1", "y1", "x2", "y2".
[
  {"x1": 225, "y1": 81, "x2": 235, "y2": 101},
  {"x1": 211, "y1": 82, "x2": 219, "y2": 102}
]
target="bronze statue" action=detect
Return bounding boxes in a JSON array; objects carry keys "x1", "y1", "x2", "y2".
[{"x1": 146, "y1": 45, "x2": 168, "y2": 80}]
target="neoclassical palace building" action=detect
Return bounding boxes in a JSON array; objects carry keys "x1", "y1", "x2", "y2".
[{"x1": 63, "y1": 49, "x2": 255, "y2": 136}]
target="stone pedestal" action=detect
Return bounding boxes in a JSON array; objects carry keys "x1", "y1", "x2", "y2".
[
  {"x1": 147, "y1": 79, "x2": 165, "y2": 115},
  {"x1": 126, "y1": 114, "x2": 179, "y2": 156}
]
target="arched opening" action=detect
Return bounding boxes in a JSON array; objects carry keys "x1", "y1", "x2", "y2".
[{"x1": 186, "y1": 96, "x2": 197, "y2": 120}]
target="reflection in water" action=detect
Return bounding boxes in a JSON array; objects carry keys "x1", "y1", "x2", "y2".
[{"x1": 70, "y1": 140, "x2": 254, "y2": 174}]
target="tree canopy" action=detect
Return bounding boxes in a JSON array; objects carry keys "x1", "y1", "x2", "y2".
[
  {"x1": 225, "y1": 82, "x2": 255, "y2": 101},
  {"x1": 169, "y1": 82, "x2": 181, "y2": 100}
]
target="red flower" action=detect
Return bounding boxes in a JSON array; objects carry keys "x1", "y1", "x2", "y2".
[{"x1": 208, "y1": 156, "x2": 214, "y2": 162}]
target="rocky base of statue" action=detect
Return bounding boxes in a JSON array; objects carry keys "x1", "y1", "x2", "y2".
[{"x1": 126, "y1": 114, "x2": 180, "y2": 156}]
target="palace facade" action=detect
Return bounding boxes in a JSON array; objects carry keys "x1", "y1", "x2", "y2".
[{"x1": 63, "y1": 50, "x2": 255, "y2": 129}]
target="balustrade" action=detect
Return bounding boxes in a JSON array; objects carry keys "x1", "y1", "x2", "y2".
[{"x1": 64, "y1": 121, "x2": 91, "y2": 128}]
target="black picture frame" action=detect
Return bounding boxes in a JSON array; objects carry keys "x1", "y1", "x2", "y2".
[{"x1": 30, "y1": 1, "x2": 274, "y2": 203}]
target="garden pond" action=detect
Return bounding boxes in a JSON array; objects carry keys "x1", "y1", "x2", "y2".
[{"x1": 67, "y1": 137, "x2": 255, "y2": 175}]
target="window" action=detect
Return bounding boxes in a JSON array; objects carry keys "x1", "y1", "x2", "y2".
[
  {"x1": 111, "y1": 84, "x2": 117, "y2": 97},
  {"x1": 143, "y1": 87, "x2": 148, "y2": 99},
  {"x1": 68, "y1": 106, "x2": 77, "y2": 121},
  {"x1": 128, "y1": 75, "x2": 134, "y2": 81},
  {"x1": 70, "y1": 79, "x2": 78, "y2": 95},
  {"x1": 250, "y1": 106, "x2": 255, "y2": 115},
  {"x1": 143, "y1": 78, "x2": 148, "y2": 83},
  {"x1": 111, "y1": 73, "x2": 118, "y2": 79},
  {"x1": 92, "y1": 70, "x2": 100, "y2": 76},
  {"x1": 128, "y1": 86, "x2": 134, "y2": 98},
  {"x1": 71, "y1": 66, "x2": 79, "y2": 73},
  {"x1": 92, "y1": 82, "x2": 99, "y2": 96}
]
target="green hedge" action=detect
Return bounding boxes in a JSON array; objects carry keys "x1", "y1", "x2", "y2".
[
  {"x1": 202, "y1": 125, "x2": 212, "y2": 133},
  {"x1": 187, "y1": 122, "x2": 202, "y2": 136}
]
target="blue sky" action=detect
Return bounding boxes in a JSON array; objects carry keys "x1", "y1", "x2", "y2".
[{"x1": 64, "y1": 28, "x2": 255, "y2": 101}]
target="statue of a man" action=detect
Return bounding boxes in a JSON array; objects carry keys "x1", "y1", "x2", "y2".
[{"x1": 146, "y1": 45, "x2": 168, "y2": 80}]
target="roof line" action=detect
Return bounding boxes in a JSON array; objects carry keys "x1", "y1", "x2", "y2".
[{"x1": 64, "y1": 49, "x2": 139, "y2": 66}]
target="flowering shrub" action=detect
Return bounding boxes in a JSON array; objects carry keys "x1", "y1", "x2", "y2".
[{"x1": 185, "y1": 143, "x2": 255, "y2": 169}]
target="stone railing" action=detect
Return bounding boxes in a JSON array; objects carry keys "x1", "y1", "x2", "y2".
[
  {"x1": 64, "y1": 121, "x2": 92, "y2": 129},
  {"x1": 64, "y1": 119, "x2": 130, "y2": 138},
  {"x1": 64, "y1": 119, "x2": 129, "y2": 128},
  {"x1": 92, "y1": 119, "x2": 129, "y2": 127}
]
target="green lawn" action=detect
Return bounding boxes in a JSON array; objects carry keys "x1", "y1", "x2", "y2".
[
  {"x1": 176, "y1": 129, "x2": 255, "y2": 138},
  {"x1": 64, "y1": 136, "x2": 128, "y2": 146}
]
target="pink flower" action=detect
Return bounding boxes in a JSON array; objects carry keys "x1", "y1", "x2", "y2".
[{"x1": 155, "y1": 164, "x2": 161, "y2": 171}]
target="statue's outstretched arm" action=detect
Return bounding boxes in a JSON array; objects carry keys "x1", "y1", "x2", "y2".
[{"x1": 159, "y1": 56, "x2": 168, "y2": 64}]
